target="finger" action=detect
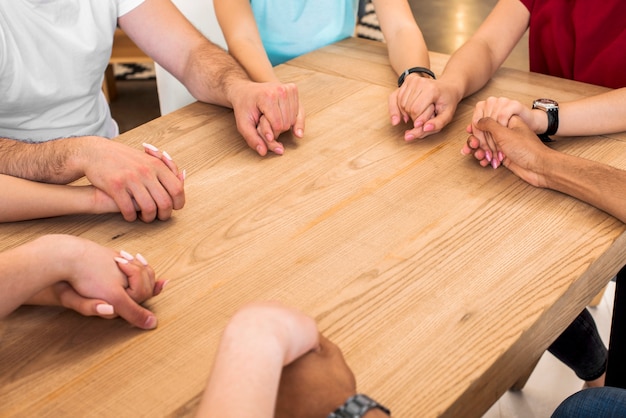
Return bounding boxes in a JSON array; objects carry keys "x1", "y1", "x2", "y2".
[
  {"x1": 116, "y1": 256, "x2": 156, "y2": 303},
  {"x1": 292, "y1": 101, "x2": 305, "y2": 138},
  {"x1": 142, "y1": 143, "x2": 180, "y2": 177},
  {"x1": 127, "y1": 183, "x2": 159, "y2": 223},
  {"x1": 388, "y1": 90, "x2": 403, "y2": 126},
  {"x1": 153, "y1": 279, "x2": 168, "y2": 297},
  {"x1": 109, "y1": 290, "x2": 158, "y2": 330},
  {"x1": 258, "y1": 116, "x2": 284, "y2": 155},
  {"x1": 111, "y1": 191, "x2": 139, "y2": 222},
  {"x1": 56, "y1": 283, "x2": 118, "y2": 319}
]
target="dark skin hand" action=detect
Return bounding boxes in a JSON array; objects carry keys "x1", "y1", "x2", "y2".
[{"x1": 275, "y1": 334, "x2": 357, "y2": 418}]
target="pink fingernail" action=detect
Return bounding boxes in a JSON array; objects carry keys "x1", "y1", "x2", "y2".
[
  {"x1": 498, "y1": 151, "x2": 504, "y2": 161},
  {"x1": 182, "y1": 169, "x2": 187, "y2": 181},
  {"x1": 485, "y1": 150, "x2": 492, "y2": 162},
  {"x1": 144, "y1": 316, "x2": 158, "y2": 329},
  {"x1": 423, "y1": 123, "x2": 434, "y2": 132},
  {"x1": 96, "y1": 304, "x2": 115, "y2": 315},
  {"x1": 492, "y1": 159, "x2": 498, "y2": 169},
  {"x1": 162, "y1": 151, "x2": 173, "y2": 161},
  {"x1": 114, "y1": 257, "x2": 129, "y2": 264},
  {"x1": 143, "y1": 143, "x2": 159, "y2": 152},
  {"x1": 136, "y1": 253, "x2": 149, "y2": 266},
  {"x1": 273, "y1": 147, "x2": 284, "y2": 155},
  {"x1": 120, "y1": 250, "x2": 134, "y2": 261},
  {"x1": 162, "y1": 280, "x2": 170, "y2": 290}
]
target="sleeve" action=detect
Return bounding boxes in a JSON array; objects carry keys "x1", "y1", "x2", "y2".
[{"x1": 117, "y1": 0, "x2": 145, "y2": 17}]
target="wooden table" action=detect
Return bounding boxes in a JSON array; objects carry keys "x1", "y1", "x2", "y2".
[{"x1": 2, "y1": 38, "x2": 626, "y2": 417}]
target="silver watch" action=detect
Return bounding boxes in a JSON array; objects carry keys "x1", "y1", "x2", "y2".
[{"x1": 328, "y1": 394, "x2": 391, "y2": 418}]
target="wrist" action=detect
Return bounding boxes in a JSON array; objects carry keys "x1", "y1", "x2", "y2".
[
  {"x1": 397, "y1": 67, "x2": 435, "y2": 87},
  {"x1": 328, "y1": 393, "x2": 390, "y2": 418},
  {"x1": 531, "y1": 109, "x2": 549, "y2": 134}
]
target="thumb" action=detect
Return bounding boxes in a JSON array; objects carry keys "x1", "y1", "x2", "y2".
[
  {"x1": 110, "y1": 291, "x2": 158, "y2": 330},
  {"x1": 475, "y1": 116, "x2": 503, "y2": 133},
  {"x1": 56, "y1": 283, "x2": 118, "y2": 319}
]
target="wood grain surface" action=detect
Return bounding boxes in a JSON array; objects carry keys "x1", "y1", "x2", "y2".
[{"x1": 1, "y1": 38, "x2": 625, "y2": 417}]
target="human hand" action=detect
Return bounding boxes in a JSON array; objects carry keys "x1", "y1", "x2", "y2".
[
  {"x1": 389, "y1": 76, "x2": 460, "y2": 141},
  {"x1": 275, "y1": 334, "x2": 357, "y2": 418},
  {"x1": 79, "y1": 138, "x2": 185, "y2": 222},
  {"x1": 463, "y1": 97, "x2": 541, "y2": 168},
  {"x1": 47, "y1": 235, "x2": 164, "y2": 329},
  {"x1": 470, "y1": 116, "x2": 552, "y2": 187},
  {"x1": 229, "y1": 81, "x2": 304, "y2": 156}
]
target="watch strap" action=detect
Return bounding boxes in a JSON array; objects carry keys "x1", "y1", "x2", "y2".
[
  {"x1": 398, "y1": 66, "x2": 436, "y2": 87},
  {"x1": 328, "y1": 394, "x2": 391, "y2": 418}
]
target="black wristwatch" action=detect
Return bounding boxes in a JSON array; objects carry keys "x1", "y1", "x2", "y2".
[
  {"x1": 397, "y1": 66, "x2": 436, "y2": 87},
  {"x1": 328, "y1": 394, "x2": 391, "y2": 418},
  {"x1": 532, "y1": 98, "x2": 559, "y2": 142}
]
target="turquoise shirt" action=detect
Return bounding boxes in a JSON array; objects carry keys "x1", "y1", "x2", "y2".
[{"x1": 251, "y1": 0, "x2": 359, "y2": 66}]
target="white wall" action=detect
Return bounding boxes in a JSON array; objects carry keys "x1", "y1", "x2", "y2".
[{"x1": 155, "y1": 0, "x2": 227, "y2": 115}]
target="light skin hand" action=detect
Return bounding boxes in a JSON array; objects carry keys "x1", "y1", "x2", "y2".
[
  {"x1": 229, "y1": 81, "x2": 304, "y2": 156},
  {"x1": 463, "y1": 97, "x2": 546, "y2": 168},
  {"x1": 76, "y1": 137, "x2": 185, "y2": 222},
  {"x1": 197, "y1": 302, "x2": 319, "y2": 418},
  {"x1": 470, "y1": 116, "x2": 550, "y2": 187},
  {"x1": 389, "y1": 77, "x2": 461, "y2": 140},
  {"x1": 60, "y1": 237, "x2": 161, "y2": 329}
]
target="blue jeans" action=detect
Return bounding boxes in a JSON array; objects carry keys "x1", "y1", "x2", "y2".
[
  {"x1": 552, "y1": 387, "x2": 626, "y2": 417},
  {"x1": 549, "y1": 309, "x2": 608, "y2": 381}
]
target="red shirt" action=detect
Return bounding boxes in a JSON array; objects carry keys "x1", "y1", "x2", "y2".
[{"x1": 520, "y1": 0, "x2": 626, "y2": 89}]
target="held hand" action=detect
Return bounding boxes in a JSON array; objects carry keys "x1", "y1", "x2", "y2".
[
  {"x1": 80, "y1": 138, "x2": 185, "y2": 222},
  {"x1": 389, "y1": 76, "x2": 459, "y2": 141},
  {"x1": 62, "y1": 236, "x2": 162, "y2": 329},
  {"x1": 275, "y1": 335, "x2": 357, "y2": 418},
  {"x1": 471, "y1": 116, "x2": 551, "y2": 188},
  {"x1": 229, "y1": 81, "x2": 304, "y2": 156},
  {"x1": 463, "y1": 97, "x2": 541, "y2": 168}
]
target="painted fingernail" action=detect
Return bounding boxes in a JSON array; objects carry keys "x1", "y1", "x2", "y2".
[
  {"x1": 162, "y1": 151, "x2": 173, "y2": 161},
  {"x1": 162, "y1": 280, "x2": 170, "y2": 290},
  {"x1": 485, "y1": 150, "x2": 492, "y2": 162},
  {"x1": 182, "y1": 169, "x2": 187, "y2": 181},
  {"x1": 136, "y1": 253, "x2": 149, "y2": 266},
  {"x1": 144, "y1": 315, "x2": 158, "y2": 329},
  {"x1": 114, "y1": 257, "x2": 129, "y2": 264},
  {"x1": 498, "y1": 151, "x2": 504, "y2": 162},
  {"x1": 120, "y1": 250, "x2": 134, "y2": 261},
  {"x1": 142, "y1": 143, "x2": 159, "y2": 152},
  {"x1": 492, "y1": 159, "x2": 498, "y2": 169},
  {"x1": 96, "y1": 304, "x2": 115, "y2": 315}
]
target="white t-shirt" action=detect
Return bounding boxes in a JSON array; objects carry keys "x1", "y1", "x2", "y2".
[{"x1": 0, "y1": 0, "x2": 144, "y2": 142}]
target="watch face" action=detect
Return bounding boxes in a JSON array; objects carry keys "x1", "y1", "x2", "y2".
[{"x1": 533, "y1": 98, "x2": 559, "y2": 110}]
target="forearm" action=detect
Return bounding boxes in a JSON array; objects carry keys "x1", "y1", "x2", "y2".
[
  {"x1": 558, "y1": 88, "x2": 626, "y2": 137},
  {"x1": 0, "y1": 175, "x2": 115, "y2": 222},
  {"x1": 197, "y1": 326, "x2": 285, "y2": 417},
  {"x1": 374, "y1": 0, "x2": 429, "y2": 76},
  {"x1": 0, "y1": 235, "x2": 69, "y2": 317},
  {"x1": 439, "y1": 39, "x2": 499, "y2": 101},
  {"x1": 214, "y1": 0, "x2": 277, "y2": 83},
  {"x1": 544, "y1": 151, "x2": 626, "y2": 223},
  {"x1": 0, "y1": 137, "x2": 88, "y2": 183},
  {"x1": 182, "y1": 40, "x2": 252, "y2": 108},
  {"x1": 440, "y1": 0, "x2": 529, "y2": 99},
  {"x1": 385, "y1": 27, "x2": 430, "y2": 76}
]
